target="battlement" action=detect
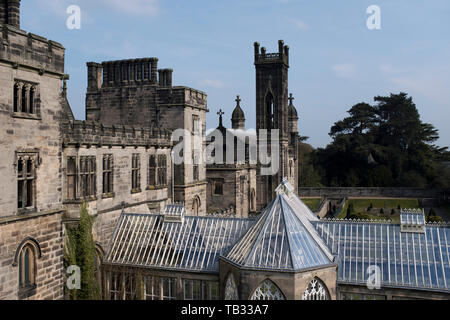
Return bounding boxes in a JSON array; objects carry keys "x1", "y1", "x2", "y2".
[
  {"x1": 0, "y1": 1, "x2": 65, "y2": 76},
  {"x1": 254, "y1": 40, "x2": 289, "y2": 67},
  {"x1": 87, "y1": 58, "x2": 165, "y2": 91},
  {"x1": 62, "y1": 120, "x2": 173, "y2": 149},
  {"x1": 0, "y1": 25, "x2": 65, "y2": 75}
]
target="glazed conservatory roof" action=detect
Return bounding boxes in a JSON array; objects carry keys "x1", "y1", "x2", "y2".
[
  {"x1": 104, "y1": 213, "x2": 254, "y2": 273},
  {"x1": 313, "y1": 219, "x2": 450, "y2": 293},
  {"x1": 224, "y1": 184, "x2": 335, "y2": 272},
  {"x1": 104, "y1": 179, "x2": 449, "y2": 293}
]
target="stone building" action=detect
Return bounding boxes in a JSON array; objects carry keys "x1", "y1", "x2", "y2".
[
  {"x1": 206, "y1": 101, "x2": 257, "y2": 218},
  {"x1": 1, "y1": 2, "x2": 448, "y2": 301},
  {"x1": 0, "y1": 0, "x2": 66, "y2": 300},
  {"x1": 0, "y1": 1, "x2": 206, "y2": 300},
  {"x1": 84, "y1": 59, "x2": 208, "y2": 216},
  {"x1": 205, "y1": 41, "x2": 300, "y2": 217},
  {"x1": 254, "y1": 41, "x2": 299, "y2": 212}
]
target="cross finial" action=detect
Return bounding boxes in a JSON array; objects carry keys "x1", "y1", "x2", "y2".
[
  {"x1": 235, "y1": 95, "x2": 241, "y2": 107},
  {"x1": 217, "y1": 109, "x2": 224, "y2": 127},
  {"x1": 289, "y1": 93, "x2": 294, "y2": 105}
]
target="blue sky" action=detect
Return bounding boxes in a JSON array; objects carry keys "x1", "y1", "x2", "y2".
[{"x1": 22, "y1": 0, "x2": 450, "y2": 149}]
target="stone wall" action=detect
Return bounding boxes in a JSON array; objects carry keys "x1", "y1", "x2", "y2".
[
  {"x1": 219, "y1": 260, "x2": 337, "y2": 300},
  {"x1": 206, "y1": 166, "x2": 257, "y2": 218},
  {"x1": 337, "y1": 283, "x2": 450, "y2": 300},
  {"x1": 298, "y1": 187, "x2": 446, "y2": 199},
  {"x1": 0, "y1": 211, "x2": 64, "y2": 300},
  {"x1": 0, "y1": 63, "x2": 64, "y2": 218}
]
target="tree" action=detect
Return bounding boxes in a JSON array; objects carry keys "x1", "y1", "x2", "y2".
[
  {"x1": 312, "y1": 93, "x2": 448, "y2": 187},
  {"x1": 64, "y1": 203, "x2": 100, "y2": 300}
]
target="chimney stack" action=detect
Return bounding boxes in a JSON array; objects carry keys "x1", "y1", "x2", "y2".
[
  {"x1": 0, "y1": 1, "x2": 7, "y2": 25},
  {"x1": 87, "y1": 62, "x2": 103, "y2": 92},
  {"x1": 6, "y1": 0, "x2": 21, "y2": 29}
]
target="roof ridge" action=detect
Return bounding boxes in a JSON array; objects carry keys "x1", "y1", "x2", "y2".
[{"x1": 279, "y1": 195, "x2": 334, "y2": 264}]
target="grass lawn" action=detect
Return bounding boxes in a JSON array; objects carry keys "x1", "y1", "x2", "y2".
[
  {"x1": 337, "y1": 198, "x2": 420, "y2": 221},
  {"x1": 300, "y1": 198, "x2": 322, "y2": 212}
]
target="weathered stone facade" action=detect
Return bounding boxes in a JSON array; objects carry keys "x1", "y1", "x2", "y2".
[
  {"x1": 0, "y1": 1, "x2": 66, "y2": 300},
  {"x1": 254, "y1": 41, "x2": 298, "y2": 211},
  {"x1": 0, "y1": 1, "x2": 208, "y2": 300},
  {"x1": 219, "y1": 260, "x2": 337, "y2": 300},
  {"x1": 84, "y1": 59, "x2": 208, "y2": 216},
  {"x1": 0, "y1": 211, "x2": 65, "y2": 300}
]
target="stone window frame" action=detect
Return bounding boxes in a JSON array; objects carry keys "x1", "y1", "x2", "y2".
[
  {"x1": 80, "y1": 156, "x2": 97, "y2": 199},
  {"x1": 250, "y1": 279, "x2": 285, "y2": 301},
  {"x1": 16, "y1": 151, "x2": 39, "y2": 214},
  {"x1": 13, "y1": 237, "x2": 42, "y2": 299},
  {"x1": 102, "y1": 154, "x2": 114, "y2": 197},
  {"x1": 157, "y1": 154, "x2": 167, "y2": 187},
  {"x1": 192, "y1": 152, "x2": 200, "y2": 183},
  {"x1": 302, "y1": 277, "x2": 330, "y2": 300},
  {"x1": 131, "y1": 153, "x2": 141, "y2": 193},
  {"x1": 148, "y1": 154, "x2": 157, "y2": 188},
  {"x1": 66, "y1": 156, "x2": 77, "y2": 200},
  {"x1": 147, "y1": 153, "x2": 168, "y2": 189},
  {"x1": 12, "y1": 79, "x2": 41, "y2": 120},
  {"x1": 192, "y1": 114, "x2": 201, "y2": 136},
  {"x1": 212, "y1": 179, "x2": 224, "y2": 196}
]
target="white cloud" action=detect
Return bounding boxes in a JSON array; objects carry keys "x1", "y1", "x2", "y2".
[
  {"x1": 288, "y1": 18, "x2": 309, "y2": 31},
  {"x1": 199, "y1": 79, "x2": 225, "y2": 89},
  {"x1": 332, "y1": 64, "x2": 357, "y2": 79}
]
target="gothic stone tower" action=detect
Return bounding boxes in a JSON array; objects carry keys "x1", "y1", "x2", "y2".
[{"x1": 254, "y1": 40, "x2": 298, "y2": 211}]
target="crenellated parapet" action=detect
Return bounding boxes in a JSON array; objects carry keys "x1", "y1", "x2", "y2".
[
  {"x1": 0, "y1": 25, "x2": 65, "y2": 76},
  {"x1": 156, "y1": 86, "x2": 207, "y2": 109},
  {"x1": 87, "y1": 58, "x2": 160, "y2": 91},
  {"x1": 62, "y1": 120, "x2": 173, "y2": 149},
  {"x1": 254, "y1": 40, "x2": 289, "y2": 67}
]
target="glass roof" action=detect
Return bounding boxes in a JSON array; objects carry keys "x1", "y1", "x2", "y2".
[
  {"x1": 224, "y1": 193, "x2": 334, "y2": 271},
  {"x1": 313, "y1": 220, "x2": 450, "y2": 293},
  {"x1": 104, "y1": 213, "x2": 254, "y2": 272}
]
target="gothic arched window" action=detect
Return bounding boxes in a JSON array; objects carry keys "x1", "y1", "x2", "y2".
[
  {"x1": 289, "y1": 160, "x2": 293, "y2": 177},
  {"x1": 250, "y1": 279, "x2": 285, "y2": 300},
  {"x1": 13, "y1": 83, "x2": 20, "y2": 112},
  {"x1": 21, "y1": 85, "x2": 28, "y2": 113},
  {"x1": 265, "y1": 93, "x2": 274, "y2": 129},
  {"x1": 250, "y1": 188, "x2": 256, "y2": 212},
  {"x1": 302, "y1": 278, "x2": 330, "y2": 300},
  {"x1": 15, "y1": 238, "x2": 41, "y2": 299},
  {"x1": 224, "y1": 273, "x2": 238, "y2": 300},
  {"x1": 192, "y1": 196, "x2": 201, "y2": 216}
]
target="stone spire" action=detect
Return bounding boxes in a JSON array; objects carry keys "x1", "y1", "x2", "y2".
[
  {"x1": 231, "y1": 95, "x2": 245, "y2": 130},
  {"x1": 288, "y1": 93, "x2": 298, "y2": 133}
]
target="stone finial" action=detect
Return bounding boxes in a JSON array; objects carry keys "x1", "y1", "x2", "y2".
[
  {"x1": 217, "y1": 109, "x2": 224, "y2": 128},
  {"x1": 289, "y1": 93, "x2": 294, "y2": 105}
]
